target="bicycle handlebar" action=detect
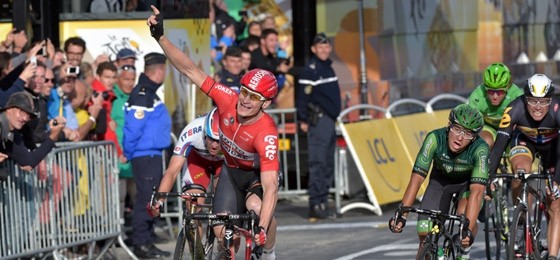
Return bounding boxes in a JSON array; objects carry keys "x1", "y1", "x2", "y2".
[{"x1": 397, "y1": 205, "x2": 470, "y2": 240}]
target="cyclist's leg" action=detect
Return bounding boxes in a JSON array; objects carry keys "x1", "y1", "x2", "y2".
[
  {"x1": 509, "y1": 132, "x2": 535, "y2": 203},
  {"x1": 416, "y1": 176, "x2": 445, "y2": 256},
  {"x1": 479, "y1": 125, "x2": 497, "y2": 149},
  {"x1": 212, "y1": 165, "x2": 249, "y2": 252},
  {"x1": 185, "y1": 153, "x2": 213, "y2": 207},
  {"x1": 246, "y1": 183, "x2": 277, "y2": 252}
]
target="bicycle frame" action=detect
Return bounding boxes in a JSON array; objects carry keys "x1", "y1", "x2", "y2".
[
  {"x1": 505, "y1": 169, "x2": 551, "y2": 259},
  {"x1": 188, "y1": 211, "x2": 260, "y2": 260},
  {"x1": 149, "y1": 190, "x2": 214, "y2": 260},
  {"x1": 398, "y1": 204, "x2": 469, "y2": 259}
]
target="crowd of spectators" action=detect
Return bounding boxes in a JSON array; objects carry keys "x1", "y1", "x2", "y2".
[{"x1": 0, "y1": 0, "x2": 296, "y2": 257}]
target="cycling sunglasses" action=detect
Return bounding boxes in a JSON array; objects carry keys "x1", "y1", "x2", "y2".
[
  {"x1": 240, "y1": 86, "x2": 266, "y2": 101},
  {"x1": 485, "y1": 87, "x2": 507, "y2": 96}
]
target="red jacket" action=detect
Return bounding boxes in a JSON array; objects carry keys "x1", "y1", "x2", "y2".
[{"x1": 91, "y1": 79, "x2": 122, "y2": 156}]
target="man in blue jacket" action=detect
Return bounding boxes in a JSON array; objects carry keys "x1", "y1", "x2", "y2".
[{"x1": 123, "y1": 52, "x2": 171, "y2": 259}]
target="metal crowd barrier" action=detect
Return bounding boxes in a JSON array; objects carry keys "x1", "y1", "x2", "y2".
[{"x1": 0, "y1": 141, "x2": 134, "y2": 259}]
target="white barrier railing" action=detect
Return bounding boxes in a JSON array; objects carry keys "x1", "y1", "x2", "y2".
[{"x1": 0, "y1": 141, "x2": 134, "y2": 259}]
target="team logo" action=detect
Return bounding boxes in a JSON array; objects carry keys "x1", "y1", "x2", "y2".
[
  {"x1": 304, "y1": 85, "x2": 312, "y2": 95},
  {"x1": 264, "y1": 135, "x2": 277, "y2": 160},
  {"x1": 134, "y1": 109, "x2": 145, "y2": 119}
]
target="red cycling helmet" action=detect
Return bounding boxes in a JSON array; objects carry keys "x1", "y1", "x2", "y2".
[
  {"x1": 240, "y1": 69, "x2": 278, "y2": 99},
  {"x1": 204, "y1": 107, "x2": 220, "y2": 140}
]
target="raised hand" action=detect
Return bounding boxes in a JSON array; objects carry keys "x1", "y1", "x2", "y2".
[{"x1": 147, "y1": 5, "x2": 164, "y2": 41}]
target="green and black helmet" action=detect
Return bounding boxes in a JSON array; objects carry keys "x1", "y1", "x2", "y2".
[
  {"x1": 484, "y1": 63, "x2": 511, "y2": 89},
  {"x1": 448, "y1": 104, "x2": 484, "y2": 133}
]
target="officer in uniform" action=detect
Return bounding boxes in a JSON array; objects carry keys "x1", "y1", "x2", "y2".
[
  {"x1": 123, "y1": 52, "x2": 171, "y2": 259},
  {"x1": 216, "y1": 46, "x2": 243, "y2": 93},
  {"x1": 296, "y1": 33, "x2": 341, "y2": 221}
]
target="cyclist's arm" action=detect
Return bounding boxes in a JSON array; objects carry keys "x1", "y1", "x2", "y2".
[
  {"x1": 400, "y1": 173, "x2": 425, "y2": 218},
  {"x1": 259, "y1": 169, "x2": 279, "y2": 230},
  {"x1": 466, "y1": 143, "x2": 489, "y2": 232},
  {"x1": 148, "y1": 7, "x2": 206, "y2": 87},
  {"x1": 488, "y1": 104, "x2": 517, "y2": 174},
  {"x1": 400, "y1": 131, "x2": 438, "y2": 216},
  {"x1": 157, "y1": 155, "x2": 186, "y2": 197},
  {"x1": 465, "y1": 183, "x2": 485, "y2": 232}
]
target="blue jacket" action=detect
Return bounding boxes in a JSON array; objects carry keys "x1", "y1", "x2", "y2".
[
  {"x1": 296, "y1": 55, "x2": 341, "y2": 121},
  {"x1": 123, "y1": 73, "x2": 171, "y2": 159}
]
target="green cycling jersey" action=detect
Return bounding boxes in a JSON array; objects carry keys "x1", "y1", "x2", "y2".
[
  {"x1": 467, "y1": 83, "x2": 523, "y2": 129},
  {"x1": 413, "y1": 128, "x2": 489, "y2": 185}
]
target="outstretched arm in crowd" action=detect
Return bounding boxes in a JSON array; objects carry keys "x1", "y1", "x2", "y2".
[{"x1": 147, "y1": 5, "x2": 206, "y2": 87}]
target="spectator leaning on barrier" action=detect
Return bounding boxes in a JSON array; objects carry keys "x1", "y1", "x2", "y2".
[
  {"x1": 295, "y1": 32, "x2": 341, "y2": 221},
  {"x1": 0, "y1": 92, "x2": 65, "y2": 170},
  {"x1": 123, "y1": 52, "x2": 171, "y2": 259}
]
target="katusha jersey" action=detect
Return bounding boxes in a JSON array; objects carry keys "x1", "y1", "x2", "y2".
[
  {"x1": 200, "y1": 76, "x2": 280, "y2": 172},
  {"x1": 174, "y1": 115, "x2": 224, "y2": 162}
]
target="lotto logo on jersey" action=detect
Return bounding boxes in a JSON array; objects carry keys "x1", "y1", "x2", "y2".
[{"x1": 264, "y1": 135, "x2": 277, "y2": 160}]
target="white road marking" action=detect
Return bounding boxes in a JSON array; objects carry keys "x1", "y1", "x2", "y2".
[
  {"x1": 277, "y1": 221, "x2": 418, "y2": 231},
  {"x1": 333, "y1": 241, "x2": 487, "y2": 260}
]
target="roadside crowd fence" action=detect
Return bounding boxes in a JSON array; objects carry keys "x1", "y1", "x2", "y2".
[{"x1": 0, "y1": 141, "x2": 136, "y2": 259}]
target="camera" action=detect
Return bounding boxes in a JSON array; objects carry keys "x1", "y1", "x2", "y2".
[
  {"x1": 66, "y1": 66, "x2": 80, "y2": 75},
  {"x1": 93, "y1": 90, "x2": 110, "y2": 101},
  {"x1": 29, "y1": 56, "x2": 37, "y2": 66}
]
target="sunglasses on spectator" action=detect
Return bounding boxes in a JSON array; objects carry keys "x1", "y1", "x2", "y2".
[
  {"x1": 485, "y1": 87, "x2": 507, "y2": 96},
  {"x1": 240, "y1": 86, "x2": 266, "y2": 101},
  {"x1": 526, "y1": 97, "x2": 551, "y2": 107},
  {"x1": 59, "y1": 77, "x2": 76, "y2": 84},
  {"x1": 449, "y1": 124, "x2": 476, "y2": 140},
  {"x1": 45, "y1": 78, "x2": 55, "y2": 84}
]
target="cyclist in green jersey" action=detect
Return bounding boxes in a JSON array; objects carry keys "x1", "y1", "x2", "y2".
[
  {"x1": 389, "y1": 104, "x2": 489, "y2": 259},
  {"x1": 467, "y1": 62, "x2": 523, "y2": 149}
]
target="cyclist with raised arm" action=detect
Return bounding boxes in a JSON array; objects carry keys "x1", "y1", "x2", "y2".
[
  {"x1": 389, "y1": 104, "x2": 489, "y2": 260},
  {"x1": 467, "y1": 62, "x2": 523, "y2": 149},
  {"x1": 147, "y1": 6, "x2": 279, "y2": 259},
  {"x1": 150, "y1": 107, "x2": 223, "y2": 213},
  {"x1": 488, "y1": 74, "x2": 560, "y2": 260}
]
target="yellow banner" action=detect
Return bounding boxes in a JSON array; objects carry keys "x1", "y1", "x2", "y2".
[{"x1": 342, "y1": 109, "x2": 451, "y2": 205}]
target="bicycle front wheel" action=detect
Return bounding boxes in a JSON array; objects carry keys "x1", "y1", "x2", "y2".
[
  {"x1": 418, "y1": 241, "x2": 437, "y2": 260},
  {"x1": 508, "y1": 205, "x2": 528, "y2": 260},
  {"x1": 484, "y1": 186, "x2": 510, "y2": 260},
  {"x1": 215, "y1": 248, "x2": 233, "y2": 260},
  {"x1": 173, "y1": 226, "x2": 189, "y2": 260}
]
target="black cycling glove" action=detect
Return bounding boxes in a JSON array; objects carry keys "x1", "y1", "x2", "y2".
[{"x1": 150, "y1": 13, "x2": 164, "y2": 41}]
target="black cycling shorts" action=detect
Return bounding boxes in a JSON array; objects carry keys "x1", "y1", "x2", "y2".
[{"x1": 212, "y1": 163, "x2": 262, "y2": 217}]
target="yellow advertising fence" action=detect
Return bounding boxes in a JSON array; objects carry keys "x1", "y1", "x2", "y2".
[{"x1": 339, "y1": 108, "x2": 452, "y2": 215}]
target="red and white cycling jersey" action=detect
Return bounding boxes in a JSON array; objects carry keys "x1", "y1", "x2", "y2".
[
  {"x1": 174, "y1": 116, "x2": 224, "y2": 187},
  {"x1": 200, "y1": 76, "x2": 279, "y2": 172}
]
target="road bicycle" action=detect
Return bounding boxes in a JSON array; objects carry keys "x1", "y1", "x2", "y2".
[
  {"x1": 396, "y1": 200, "x2": 470, "y2": 260},
  {"x1": 505, "y1": 169, "x2": 552, "y2": 260},
  {"x1": 484, "y1": 155, "x2": 514, "y2": 260},
  {"x1": 188, "y1": 210, "x2": 262, "y2": 260},
  {"x1": 150, "y1": 189, "x2": 215, "y2": 260}
]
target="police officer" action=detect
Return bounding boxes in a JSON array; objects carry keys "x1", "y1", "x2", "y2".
[
  {"x1": 123, "y1": 52, "x2": 171, "y2": 259},
  {"x1": 296, "y1": 33, "x2": 341, "y2": 221},
  {"x1": 215, "y1": 46, "x2": 243, "y2": 93}
]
